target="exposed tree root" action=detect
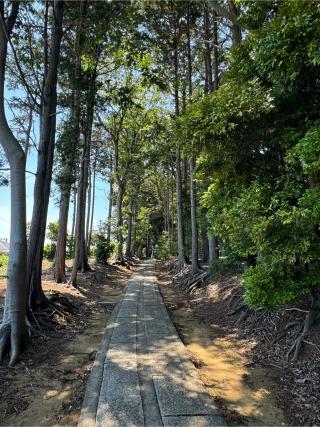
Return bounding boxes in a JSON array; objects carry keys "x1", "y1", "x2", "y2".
[
  {"x1": 287, "y1": 290, "x2": 320, "y2": 361},
  {"x1": 172, "y1": 265, "x2": 208, "y2": 294},
  {"x1": 0, "y1": 322, "x2": 29, "y2": 366}
]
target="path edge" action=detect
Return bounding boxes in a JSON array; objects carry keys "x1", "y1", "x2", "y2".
[{"x1": 77, "y1": 286, "x2": 126, "y2": 427}]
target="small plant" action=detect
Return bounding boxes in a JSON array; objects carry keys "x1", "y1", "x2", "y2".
[
  {"x1": 0, "y1": 254, "x2": 8, "y2": 273},
  {"x1": 92, "y1": 233, "x2": 115, "y2": 263},
  {"x1": 43, "y1": 243, "x2": 56, "y2": 261},
  {"x1": 154, "y1": 231, "x2": 170, "y2": 260}
]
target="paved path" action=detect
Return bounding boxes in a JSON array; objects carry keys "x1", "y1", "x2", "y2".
[{"x1": 79, "y1": 261, "x2": 227, "y2": 427}]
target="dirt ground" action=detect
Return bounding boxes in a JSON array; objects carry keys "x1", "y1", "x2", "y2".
[
  {"x1": 156, "y1": 261, "x2": 320, "y2": 427},
  {"x1": 0, "y1": 260, "x2": 133, "y2": 426}
]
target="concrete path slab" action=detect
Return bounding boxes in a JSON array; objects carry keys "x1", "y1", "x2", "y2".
[{"x1": 79, "y1": 261, "x2": 227, "y2": 427}]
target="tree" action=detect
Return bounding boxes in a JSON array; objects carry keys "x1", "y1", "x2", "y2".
[
  {"x1": 27, "y1": 0, "x2": 64, "y2": 309},
  {"x1": 0, "y1": 0, "x2": 28, "y2": 366}
]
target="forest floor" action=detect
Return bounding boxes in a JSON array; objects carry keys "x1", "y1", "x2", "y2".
[
  {"x1": 156, "y1": 261, "x2": 320, "y2": 427},
  {"x1": 0, "y1": 259, "x2": 134, "y2": 426}
]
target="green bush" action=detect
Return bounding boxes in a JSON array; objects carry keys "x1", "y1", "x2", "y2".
[
  {"x1": 0, "y1": 254, "x2": 8, "y2": 271},
  {"x1": 43, "y1": 243, "x2": 56, "y2": 261},
  {"x1": 92, "y1": 234, "x2": 114, "y2": 263},
  {"x1": 154, "y1": 231, "x2": 170, "y2": 260}
]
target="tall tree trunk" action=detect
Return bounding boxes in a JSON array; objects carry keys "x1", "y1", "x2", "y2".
[
  {"x1": 69, "y1": 133, "x2": 89, "y2": 284},
  {"x1": 125, "y1": 199, "x2": 133, "y2": 258},
  {"x1": 27, "y1": 0, "x2": 64, "y2": 310},
  {"x1": 189, "y1": 158, "x2": 200, "y2": 273},
  {"x1": 174, "y1": 40, "x2": 187, "y2": 268},
  {"x1": 116, "y1": 180, "x2": 125, "y2": 262},
  {"x1": 204, "y1": 5, "x2": 213, "y2": 93},
  {"x1": 87, "y1": 163, "x2": 96, "y2": 254},
  {"x1": 78, "y1": 80, "x2": 96, "y2": 273},
  {"x1": 187, "y1": 8, "x2": 199, "y2": 274},
  {"x1": 0, "y1": 1, "x2": 28, "y2": 366},
  {"x1": 131, "y1": 202, "x2": 136, "y2": 256},
  {"x1": 54, "y1": 189, "x2": 70, "y2": 283},
  {"x1": 85, "y1": 164, "x2": 92, "y2": 245},
  {"x1": 106, "y1": 173, "x2": 113, "y2": 245},
  {"x1": 71, "y1": 185, "x2": 77, "y2": 252},
  {"x1": 201, "y1": 221, "x2": 209, "y2": 262},
  {"x1": 208, "y1": 235, "x2": 219, "y2": 263}
]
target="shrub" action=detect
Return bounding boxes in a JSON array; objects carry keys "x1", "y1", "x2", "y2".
[
  {"x1": 43, "y1": 243, "x2": 56, "y2": 261},
  {"x1": 154, "y1": 231, "x2": 170, "y2": 260},
  {"x1": 92, "y1": 234, "x2": 114, "y2": 263}
]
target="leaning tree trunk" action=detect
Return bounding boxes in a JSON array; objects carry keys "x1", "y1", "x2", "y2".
[
  {"x1": 0, "y1": 1, "x2": 29, "y2": 366},
  {"x1": 27, "y1": 0, "x2": 64, "y2": 310}
]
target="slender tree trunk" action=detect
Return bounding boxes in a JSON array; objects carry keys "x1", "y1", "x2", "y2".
[
  {"x1": 116, "y1": 180, "x2": 125, "y2": 262},
  {"x1": 24, "y1": 100, "x2": 33, "y2": 159},
  {"x1": 131, "y1": 203, "x2": 136, "y2": 256},
  {"x1": 186, "y1": 9, "x2": 199, "y2": 274},
  {"x1": 78, "y1": 82, "x2": 96, "y2": 272},
  {"x1": 106, "y1": 174, "x2": 113, "y2": 245},
  {"x1": 69, "y1": 138, "x2": 88, "y2": 284},
  {"x1": 0, "y1": 1, "x2": 29, "y2": 366},
  {"x1": 54, "y1": 189, "x2": 70, "y2": 283},
  {"x1": 125, "y1": 199, "x2": 133, "y2": 258},
  {"x1": 87, "y1": 163, "x2": 96, "y2": 254},
  {"x1": 27, "y1": 0, "x2": 64, "y2": 309},
  {"x1": 201, "y1": 221, "x2": 209, "y2": 262},
  {"x1": 212, "y1": 11, "x2": 219, "y2": 90},
  {"x1": 204, "y1": 5, "x2": 213, "y2": 93},
  {"x1": 174, "y1": 40, "x2": 187, "y2": 268},
  {"x1": 190, "y1": 158, "x2": 200, "y2": 273},
  {"x1": 71, "y1": 186, "x2": 77, "y2": 248},
  {"x1": 86, "y1": 165, "x2": 92, "y2": 245},
  {"x1": 208, "y1": 235, "x2": 219, "y2": 263}
]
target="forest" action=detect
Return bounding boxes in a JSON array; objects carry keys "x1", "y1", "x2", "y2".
[{"x1": 0, "y1": 0, "x2": 320, "y2": 426}]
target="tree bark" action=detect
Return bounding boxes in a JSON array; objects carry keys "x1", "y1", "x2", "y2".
[
  {"x1": 174, "y1": 39, "x2": 187, "y2": 268},
  {"x1": 27, "y1": 0, "x2": 64, "y2": 310},
  {"x1": 116, "y1": 179, "x2": 125, "y2": 262},
  {"x1": 0, "y1": 1, "x2": 29, "y2": 366},
  {"x1": 87, "y1": 162, "x2": 96, "y2": 254},
  {"x1": 106, "y1": 171, "x2": 113, "y2": 245},
  {"x1": 208, "y1": 235, "x2": 219, "y2": 263},
  {"x1": 201, "y1": 221, "x2": 209, "y2": 262},
  {"x1": 190, "y1": 158, "x2": 200, "y2": 273},
  {"x1": 125, "y1": 199, "x2": 133, "y2": 258},
  {"x1": 54, "y1": 189, "x2": 70, "y2": 283}
]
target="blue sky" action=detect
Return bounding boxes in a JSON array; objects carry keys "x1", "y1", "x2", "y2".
[{"x1": 0, "y1": 89, "x2": 109, "y2": 241}]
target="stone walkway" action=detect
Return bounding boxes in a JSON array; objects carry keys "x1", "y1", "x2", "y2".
[{"x1": 79, "y1": 261, "x2": 227, "y2": 427}]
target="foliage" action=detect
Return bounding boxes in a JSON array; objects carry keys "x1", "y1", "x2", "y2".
[
  {"x1": 0, "y1": 254, "x2": 8, "y2": 271},
  {"x1": 209, "y1": 254, "x2": 243, "y2": 280},
  {"x1": 154, "y1": 231, "x2": 170, "y2": 260},
  {"x1": 43, "y1": 243, "x2": 56, "y2": 261},
  {"x1": 92, "y1": 234, "x2": 115, "y2": 263}
]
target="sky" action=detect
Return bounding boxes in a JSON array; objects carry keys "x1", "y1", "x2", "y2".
[{"x1": 0, "y1": 89, "x2": 110, "y2": 242}]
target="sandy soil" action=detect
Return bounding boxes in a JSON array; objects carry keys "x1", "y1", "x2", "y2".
[
  {"x1": 157, "y1": 265, "x2": 285, "y2": 426},
  {"x1": 0, "y1": 260, "x2": 133, "y2": 426}
]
